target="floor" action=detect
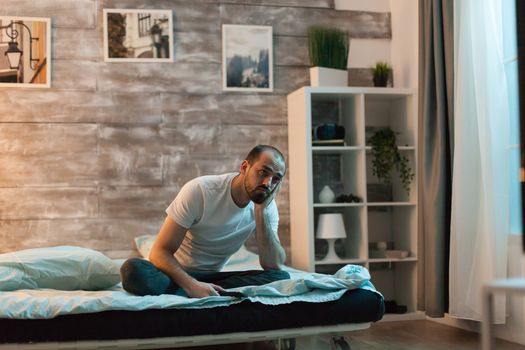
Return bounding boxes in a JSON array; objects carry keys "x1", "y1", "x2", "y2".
[
  {"x1": 177, "y1": 320, "x2": 525, "y2": 350},
  {"x1": 344, "y1": 320, "x2": 525, "y2": 350}
]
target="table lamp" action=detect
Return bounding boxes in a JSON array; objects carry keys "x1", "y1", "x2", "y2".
[{"x1": 316, "y1": 213, "x2": 347, "y2": 261}]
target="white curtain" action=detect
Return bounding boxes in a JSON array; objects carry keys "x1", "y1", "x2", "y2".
[{"x1": 449, "y1": 0, "x2": 511, "y2": 322}]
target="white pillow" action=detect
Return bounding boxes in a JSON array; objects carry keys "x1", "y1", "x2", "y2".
[
  {"x1": 0, "y1": 246, "x2": 121, "y2": 291},
  {"x1": 134, "y1": 234, "x2": 156, "y2": 259}
]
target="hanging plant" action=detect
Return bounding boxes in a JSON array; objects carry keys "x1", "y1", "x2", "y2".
[{"x1": 368, "y1": 127, "x2": 414, "y2": 194}]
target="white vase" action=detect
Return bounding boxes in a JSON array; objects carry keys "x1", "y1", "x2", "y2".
[
  {"x1": 318, "y1": 185, "x2": 335, "y2": 203},
  {"x1": 309, "y1": 67, "x2": 348, "y2": 87}
]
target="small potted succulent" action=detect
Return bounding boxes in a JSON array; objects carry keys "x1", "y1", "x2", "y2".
[{"x1": 372, "y1": 61, "x2": 391, "y2": 87}]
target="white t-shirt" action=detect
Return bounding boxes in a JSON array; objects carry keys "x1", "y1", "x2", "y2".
[{"x1": 166, "y1": 172, "x2": 279, "y2": 272}]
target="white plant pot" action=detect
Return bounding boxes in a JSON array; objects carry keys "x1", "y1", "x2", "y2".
[{"x1": 309, "y1": 67, "x2": 348, "y2": 87}]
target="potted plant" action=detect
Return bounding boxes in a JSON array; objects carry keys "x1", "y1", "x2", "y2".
[
  {"x1": 308, "y1": 26, "x2": 349, "y2": 87},
  {"x1": 368, "y1": 127, "x2": 414, "y2": 194},
  {"x1": 372, "y1": 61, "x2": 391, "y2": 87}
]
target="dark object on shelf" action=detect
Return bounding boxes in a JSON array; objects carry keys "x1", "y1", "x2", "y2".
[
  {"x1": 373, "y1": 75, "x2": 388, "y2": 87},
  {"x1": 335, "y1": 194, "x2": 361, "y2": 203},
  {"x1": 367, "y1": 183, "x2": 393, "y2": 202},
  {"x1": 312, "y1": 139, "x2": 345, "y2": 146},
  {"x1": 315, "y1": 123, "x2": 345, "y2": 140},
  {"x1": 372, "y1": 61, "x2": 391, "y2": 87},
  {"x1": 384, "y1": 300, "x2": 407, "y2": 314}
]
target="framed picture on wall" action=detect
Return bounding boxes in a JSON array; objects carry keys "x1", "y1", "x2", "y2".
[
  {"x1": 103, "y1": 9, "x2": 173, "y2": 62},
  {"x1": 222, "y1": 24, "x2": 273, "y2": 92},
  {"x1": 0, "y1": 16, "x2": 51, "y2": 88}
]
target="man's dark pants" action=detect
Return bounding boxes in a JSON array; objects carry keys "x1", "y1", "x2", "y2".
[{"x1": 120, "y1": 258, "x2": 290, "y2": 296}]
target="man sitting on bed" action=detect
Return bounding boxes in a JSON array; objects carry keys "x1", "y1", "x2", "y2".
[{"x1": 120, "y1": 145, "x2": 290, "y2": 298}]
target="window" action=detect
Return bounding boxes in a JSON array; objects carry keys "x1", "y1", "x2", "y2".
[
  {"x1": 503, "y1": 0, "x2": 521, "y2": 234},
  {"x1": 137, "y1": 14, "x2": 151, "y2": 37}
]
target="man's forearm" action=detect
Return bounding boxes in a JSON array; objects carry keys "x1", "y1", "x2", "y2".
[
  {"x1": 149, "y1": 249, "x2": 196, "y2": 292},
  {"x1": 255, "y1": 207, "x2": 286, "y2": 269},
  {"x1": 150, "y1": 249, "x2": 224, "y2": 298}
]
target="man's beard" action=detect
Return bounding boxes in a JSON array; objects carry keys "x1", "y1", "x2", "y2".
[{"x1": 244, "y1": 180, "x2": 270, "y2": 204}]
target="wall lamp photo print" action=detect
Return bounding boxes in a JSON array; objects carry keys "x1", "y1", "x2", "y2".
[{"x1": 0, "y1": 16, "x2": 51, "y2": 88}]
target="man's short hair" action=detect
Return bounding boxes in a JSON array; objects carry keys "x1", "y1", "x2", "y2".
[{"x1": 245, "y1": 145, "x2": 285, "y2": 165}]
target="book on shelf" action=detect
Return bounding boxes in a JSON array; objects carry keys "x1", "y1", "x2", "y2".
[{"x1": 312, "y1": 139, "x2": 346, "y2": 146}]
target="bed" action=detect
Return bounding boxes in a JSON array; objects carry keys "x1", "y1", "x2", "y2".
[{"x1": 0, "y1": 241, "x2": 384, "y2": 350}]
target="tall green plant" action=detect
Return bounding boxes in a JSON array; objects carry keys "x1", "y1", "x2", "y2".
[
  {"x1": 368, "y1": 127, "x2": 414, "y2": 194},
  {"x1": 308, "y1": 26, "x2": 349, "y2": 70}
]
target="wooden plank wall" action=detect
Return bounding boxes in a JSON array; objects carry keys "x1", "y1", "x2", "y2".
[{"x1": 0, "y1": 0, "x2": 391, "y2": 259}]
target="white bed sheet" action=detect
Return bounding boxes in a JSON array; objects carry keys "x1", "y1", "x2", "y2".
[{"x1": 0, "y1": 247, "x2": 380, "y2": 320}]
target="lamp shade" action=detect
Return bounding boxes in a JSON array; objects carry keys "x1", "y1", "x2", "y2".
[
  {"x1": 5, "y1": 42, "x2": 22, "y2": 70},
  {"x1": 316, "y1": 213, "x2": 347, "y2": 239}
]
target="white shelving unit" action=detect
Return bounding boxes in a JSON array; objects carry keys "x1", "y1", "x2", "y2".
[{"x1": 287, "y1": 86, "x2": 422, "y2": 321}]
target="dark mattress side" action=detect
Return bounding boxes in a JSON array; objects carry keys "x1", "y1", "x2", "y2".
[{"x1": 0, "y1": 289, "x2": 384, "y2": 343}]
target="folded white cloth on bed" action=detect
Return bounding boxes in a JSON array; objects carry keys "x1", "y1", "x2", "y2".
[{"x1": 0, "y1": 263, "x2": 379, "y2": 319}]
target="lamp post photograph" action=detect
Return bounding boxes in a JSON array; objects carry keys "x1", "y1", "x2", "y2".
[
  {"x1": 103, "y1": 9, "x2": 173, "y2": 63},
  {"x1": 0, "y1": 16, "x2": 50, "y2": 87}
]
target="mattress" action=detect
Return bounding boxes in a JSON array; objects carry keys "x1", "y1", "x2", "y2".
[
  {"x1": 0, "y1": 245, "x2": 384, "y2": 346},
  {"x1": 0, "y1": 288, "x2": 384, "y2": 343}
]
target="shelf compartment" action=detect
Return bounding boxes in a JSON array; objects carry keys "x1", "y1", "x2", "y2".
[
  {"x1": 311, "y1": 93, "x2": 365, "y2": 147},
  {"x1": 313, "y1": 151, "x2": 366, "y2": 203},
  {"x1": 314, "y1": 206, "x2": 367, "y2": 261},
  {"x1": 368, "y1": 261, "x2": 417, "y2": 314},
  {"x1": 364, "y1": 94, "x2": 416, "y2": 147},
  {"x1": 367, "y1": 206, "x2": 417, "y2": 257},
  {"x1": 365, "y1": 149, "x2": 417, "y2": 203}
]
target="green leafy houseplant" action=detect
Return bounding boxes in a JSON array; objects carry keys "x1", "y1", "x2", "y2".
[
  {"x1": 368, "y1": 128, "x2": 414, "y2": 194},
  {"x1": 308, "y1": 26, "x2": 349, "y2": 70},
  {"x1": 372, "y1": 61, "x2": 391, "y2": 87}
]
